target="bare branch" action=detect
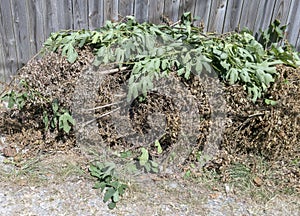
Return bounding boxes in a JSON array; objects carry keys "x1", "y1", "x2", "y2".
[
  {"x1": 81, "y1": 107, "x2": 120, "y2": 128},
  {"x1": 81, "y1": 101, "x2": 122, "y2": 112}
]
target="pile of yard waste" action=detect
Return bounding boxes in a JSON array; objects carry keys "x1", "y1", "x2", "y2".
[{"x1": 0, "y1": 15, "x2": 299, "y2": 193}]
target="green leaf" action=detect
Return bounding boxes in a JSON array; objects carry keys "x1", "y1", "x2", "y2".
[
  {"x1": 108, "y1": 202, "x2": 117, "y2": 209},
  {"x1": 112, "y1": 191, "x2": 120, "y2": 202},
  {"x1": 120, "y1": 151, "x2": 132, "y2": 158},
  {"x1": 265, "y1": 99, "x2": 278, "y2": 106},
  {"x1": 220, "y1": 60, "x2": 230, "y2": 70},
  {"x1": 92, "y1": 32, "x2": 102, "y2": 44},
  {"x1": 8, "y1": 94, "x2": 15, "y2": 108},
  {"x1": 161, "y1": 59, "x2": 169, "y2": 70},
  {"x1": 195, "y1": 60, "x2": 203, "y2": 74},
  {"x1": 104, "y1": 188, "x2": 116, "y2": 203},
  {"x1": 58, "y1": 111, "x2": 75, "y2": 133},
  {"x1": 52, "y1": 100, "x2": 59, "y2": 113},
  {"x1": 154, "y1": 140, "x2": 163, "y2": 154},
  {"x1": 118, "y1": 184, "x2": 127, "y2": 195},
  {"x1": 139, "y1": 147, "x2": 149, "y2": 166},
  {"x1": 247, "y1": 85, "x2": 261, "y2": 102},
  {"x1": 94, "y1": 181, "x2": 107, "y2": 191},
  {"x1": 177, "y1": 68, "x2": 185, "y2": 76},
  {"x1": 227, "y1": 68, "x2": 238, "y2": 84},
  {"x1": 43, "y1": 111, "x2": 49, "y2": 131},
  {"x1": 149, "y1": 160, "x2": 159, "y2": 169},
  {"x1": 240, "y1": 69, "x2": 251, "y2": 83},
  {"x1": 144, "y1": 162, "x2": 151, "y2": 172},
  {"x1": 89, "y1": 165, "x2": 103, "y2": 178}
]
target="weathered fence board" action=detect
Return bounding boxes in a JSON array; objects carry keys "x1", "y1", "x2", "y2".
[
  {"x1": 104, "y1": 0, "x2": 119, "y2": 23},
  {"x1": 193, "y1": 0, "x2": 212, "y2": 29},
  {"x1": 253, "y1": 0, "x2": 276, "y2": 36},
  {"x1": 26, "y1": 0, "x2": 46, "y2": 53},
  {"x1": 88, "y1": 0, "x2": 104, "y2": 29},
  {"x1": 272, "y1": 0, "x2": 293, "y2": 24},
  {"x1": 207, "y1": 0, "x2": 227, "y2": 33},
  {"x1": 222, "y1": 0, "x2": 244, "y2": 33},
  {"x1": 163, "y1": 0, "x2": 181, "y2": 23},
  {"x1": 73, "y1": 0, "x2": 89, "y2": 30},
  {"x1": 148, "y1": 0, "x2": 164, "y2": 24},
  {"x1": 119, "y1": 0, "x2": 135, "y2": 19},
  {"x1": 286, "y1": 0, "x2": 300, "y2": 47},
  {"x1": 1, "y1": 0, "x2": 300, "y2": 81},
  {"x1": 178, "y1": 0, "x2": 197, "y2": 18},
  {"x1": 10, "y1": 0, "x2": 31, "y2": 68},
  {"x1": 135, "y1": 0, "x2": 149, "y2": 23},
  {"x1": 0, "y1": 0, "x2": 19, "y2": 79},
  {"x1": 239, "y1": 0, "x2": 261, "y2": 31}
]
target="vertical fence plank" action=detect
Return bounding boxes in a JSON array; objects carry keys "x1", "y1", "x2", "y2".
[
  {"x1": 286, "y1": 0, "x2": 300, "y2": 49},
  {"x1": 194, "y1": 0, "x2": 212, "y2": 31},
  {"x1": 118, "y1": 0, "x2": 135, "y2": 19},
  {"x1": 272, "y1": 0, "x2": 293, "y2": 25},
  {"x1": 253, "y1": 0, "x2": 276, "y2": 36},
  {"x1": 178, "y1": 0, "x2": 196, "y2": 19},
  {"x1": 163, "y1": 0, "x2": 181, "y2": 22},
  {"x1": 135, "y1": 0, "x2": 149, "y2": 23},
  {"x1": 10, "y1": 0, "x2": 32, "y2": 68},
  {"x1": 296, "y1": 33, "x2": 300, "y2": 51},
  {"x1": 73, "y1": 0, "x2": 89, "y2": 30},
  {"x1": 44, "y1": 1, "x2": 58, "y2": 37},
  {"x1": 89, "y1": 0, "x2": 104, "y2": 29},
  {"x1": 239, "y1": 0, "x2": 261, "y2": 32},
  {"x1": 0, "y1": 0, "x2": 19, "y2": 80},
  {"x1": 26, "y1": 0, "x2": 46, "y2": 53},
  {"x1": 104, "y1": 0, "x2": 119, "y2": 23},
  {"x1": 223, "y1": 0, "x2": 243, "y2": 32},
  {"x1": 149, "y1": 0, "x2": 164, "y2": 24},
  {"x1": 44, "y1": 0, "x2": 73, "y2": 35},
  {"x1": 207, "y1": 0, "x2": 227, "y2": 33},
  {"x1": 44, "y1": 0, "x2": 73, "y2": 33},
  {"x1": 0, "y1": 40, "x2": 6, "y2": 83},
  {"x1": 58, "y1": 0, "x2": 73, "y2": 30}
]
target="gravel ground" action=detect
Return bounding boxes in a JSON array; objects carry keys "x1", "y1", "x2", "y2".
[
  {"x1": 0, "y1": 171, "x2": 299, "y2": 216},
  {"x1": 0, "y1": 138, "x2": 299, "y2": 216}
]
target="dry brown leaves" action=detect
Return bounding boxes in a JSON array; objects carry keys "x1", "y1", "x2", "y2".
[{"x1": 0, "y1": 49, "x2": 299, "y2": 191}]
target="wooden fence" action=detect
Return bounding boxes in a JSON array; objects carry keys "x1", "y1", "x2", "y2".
[{"x1": 1, "y1": 0, "x2": 300, "y2": 82}]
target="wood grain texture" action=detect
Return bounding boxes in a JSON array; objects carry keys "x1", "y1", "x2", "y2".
[
  {"x1": 149, "y1": 0, "x2": 165, "y2": 24},
  {"x1": 73, "y1": 0, "x2": 89, "y2": 30},
  {"x1": 253, "y1": 0, "x2": 276, "y2": 36},
  {"x1": 10, "y1": 0, "x2": 31, "y2": 67},
  {"x1": 135, "y1": 0, "x2": 149, "y2": 23},
  {"x1": 118, "y1": 0, "x2": 135, "y2": 18},
  {"x1": 0, "y1": 0, "x2": 19, "y2": 79},
  {"x1": 272, "y1": 0, "x2": 292, "y2": 24},
  {"x1": 286, "y1": 0, "x2": 300, "y2": 48},
  {"x1": 178, "y1": 0, "x2": 196, "y2": 18},
  {"x1": 163, "y1": 0, "x2": 181, "y2": 22},
  {"x1": 104, "y1": 0, "x2": 119, "y2": 23},
  {"x1": 207, "y1": 0, "x2": 227, "y2": 33},
  {"x1": 296, "y1": 33, "x2": 300, "y2": 51},
  {"x1": 58, "y1": 0, "x2": 73, "y2": 30},
  {"x1": 88, "y1": 0, "x2": 104, "y2": 29},
  {"x1": 194, "y1": 0, "x2": 212, "y2": 31},
  {"x1": 239, "y1": 0, "x2": 260, "y2": 31},
  {"x1": 26, "y1": 0, "x2": 46, "y2": 52},
  {"x1": 223, "y1": 0, "x2": 243, "y2": 32}
]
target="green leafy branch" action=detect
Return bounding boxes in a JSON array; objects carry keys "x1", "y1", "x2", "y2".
[
  {"x1": 89, "y1": 162, "x2": 127, "y2": 209},
  {"x1": 43, "y1": 99, "x2": 75, "y2": 134},
  {"x1": 42, "y1": 13, "x2": 300, "y2": 102},
  {"x1": 137, "y1": 147, "x2": 159, "y2": 173}
]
